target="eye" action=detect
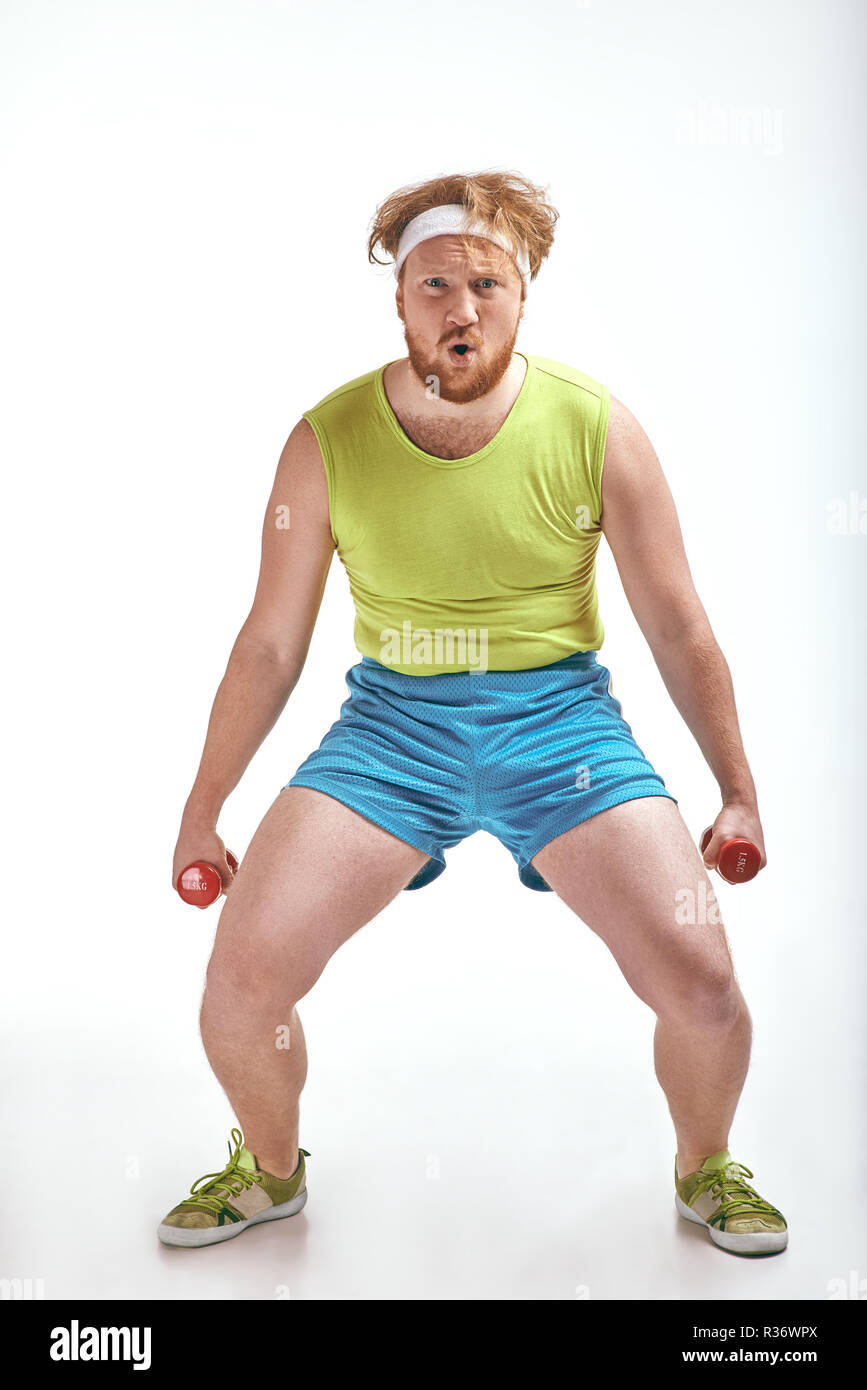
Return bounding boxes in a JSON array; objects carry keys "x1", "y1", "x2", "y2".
[{"x1": 423, "y1": 277, "x2": 498, "y2": 290}]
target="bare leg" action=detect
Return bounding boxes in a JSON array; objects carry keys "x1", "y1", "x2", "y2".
[
  {"x1": 530, "y1": 796, "x2": 752, "y2": 1178},
  {"x1": 200, "y1": 786, "x2": 430, "y2": 1177}
]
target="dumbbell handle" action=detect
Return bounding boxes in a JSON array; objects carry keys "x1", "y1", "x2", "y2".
[
  {"x1": 176, "y1": 849, "x2": 239, "y2": 908},
  {"x1": 700, "y1": 827, "x2": 760, "y2": 885}
]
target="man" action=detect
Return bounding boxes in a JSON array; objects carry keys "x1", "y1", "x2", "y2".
[{"x1": 160, "y1": 171, "x2": 787, "y2": 1256}]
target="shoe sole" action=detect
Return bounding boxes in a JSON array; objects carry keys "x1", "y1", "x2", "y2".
[
  {"x1": 158, "y1": 1187, "x2": 307, "y2": 1248},
  {"x1": 675, "y1": 1193, "x2": 787, "y2": 1255}
]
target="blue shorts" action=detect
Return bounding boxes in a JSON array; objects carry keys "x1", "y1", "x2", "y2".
[{"x1": 283, "y1": 650, "x2": 677, "y2": 892}]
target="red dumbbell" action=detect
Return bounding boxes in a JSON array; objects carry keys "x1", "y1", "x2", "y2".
[
  {"x1": 176, "y1": 849, "x2": 239, "y2": 907},
  {"x1": 699, "y1": 827, "x2": 761, "y2": 885}
]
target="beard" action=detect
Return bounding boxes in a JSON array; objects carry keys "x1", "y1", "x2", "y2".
[{"x1": 401, "y1": 313, "x2": 522, "y2": 405}]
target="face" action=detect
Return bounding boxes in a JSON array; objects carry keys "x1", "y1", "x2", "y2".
[{"x1": 395, "y1": 234, "x2": 525, "y2": 404}]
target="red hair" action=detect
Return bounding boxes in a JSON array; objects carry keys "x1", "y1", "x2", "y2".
[{"x1": 368, "y1": 169, "x2": 559, "y2": 299}]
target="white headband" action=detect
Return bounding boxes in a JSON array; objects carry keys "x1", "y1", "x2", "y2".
[{"x1": 393, "y1": 203, "x2": 531, "y2": 289}]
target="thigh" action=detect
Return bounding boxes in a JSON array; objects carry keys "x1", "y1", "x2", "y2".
[
  {"x1": 530, "y1": 795, "x2": 736, "y2": 1012},
  {"x1": 208, "y1": 785, "x2": 429, "y2": 998}
]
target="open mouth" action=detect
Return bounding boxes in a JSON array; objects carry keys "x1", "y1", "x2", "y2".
[{"x1": 448, "y1": 342, "x2": 475, "y2": 359}]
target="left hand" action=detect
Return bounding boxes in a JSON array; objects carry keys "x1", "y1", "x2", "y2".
[{"x1": 702, "y1": 801, "x2": 767, "y2": 874}]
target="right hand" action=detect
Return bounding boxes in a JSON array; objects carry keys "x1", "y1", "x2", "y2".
[{"x1": 172, "y1": 817, "x2": 236, "y2": 898}]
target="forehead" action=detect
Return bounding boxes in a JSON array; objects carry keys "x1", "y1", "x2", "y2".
[{"x1": 405, "y1": 233, "x2": 515, "y2": 277}]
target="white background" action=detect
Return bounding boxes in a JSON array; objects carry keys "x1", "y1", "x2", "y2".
[{"x1": 1, "y1": 0, "x2": 864, "y2": 1301}]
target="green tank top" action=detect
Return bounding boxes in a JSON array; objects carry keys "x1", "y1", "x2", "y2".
[{"x1": 303, "y1": 352, "x2": 610, "y2": 675}]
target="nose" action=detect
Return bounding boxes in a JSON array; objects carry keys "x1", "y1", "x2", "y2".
[{"x1": 444, "y1": 287, "x2": 480, "y2": 330}]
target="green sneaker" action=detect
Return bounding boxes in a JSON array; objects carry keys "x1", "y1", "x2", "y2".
[
  {"x1": 158, "y1": 1128, "x2": 310, "y2": 1248},
  {"x1": 674, "y1": 1148, "x2": 787, "y2": 1256}
]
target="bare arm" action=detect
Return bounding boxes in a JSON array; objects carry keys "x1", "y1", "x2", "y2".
[
  {"x1": 181, "y1": 416, "x2": 335, "y2": 830},
  {"x1": 599, "y1": 395, "x2": 765, "y2": 865}
]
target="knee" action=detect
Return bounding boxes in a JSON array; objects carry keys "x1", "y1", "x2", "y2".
[
  {"x1": 666, "y1": 965, "x2": 746, "y2": 1030},
  {"x1": 203, "y1": 949, "x2": 265, "y2": 1006},
  {"x1": 202, "y1": 918, "x2": 320, "y2": 1013}
]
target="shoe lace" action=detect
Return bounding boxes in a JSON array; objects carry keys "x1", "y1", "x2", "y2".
[
  {"x1": 691, "y1": 1160, "x2": 784, "y2": 1228},
  {"x1": 185, "y1": 1127, "x2": 264, "y2": 1214}
]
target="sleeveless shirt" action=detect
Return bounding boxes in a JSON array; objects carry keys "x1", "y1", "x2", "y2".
[{"x1": 302, "y1": 352, "x2": 610, "y2": 674}]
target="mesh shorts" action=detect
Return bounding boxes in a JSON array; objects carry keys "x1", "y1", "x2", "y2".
[{"x1": 283, "y1": 650, "x2": 678, "y2": 891}]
